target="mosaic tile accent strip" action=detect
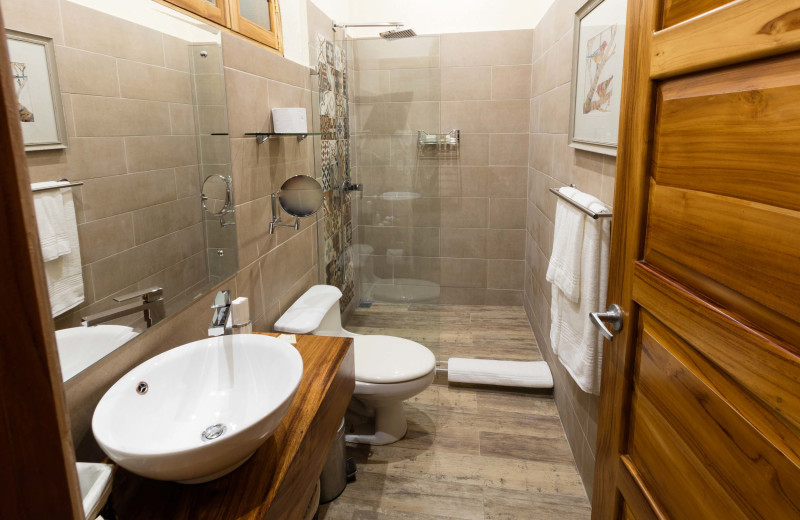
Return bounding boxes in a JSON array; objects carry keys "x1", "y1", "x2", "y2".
[{"x1": 317, "y1": 36, "x2": 354, "y2": 310}]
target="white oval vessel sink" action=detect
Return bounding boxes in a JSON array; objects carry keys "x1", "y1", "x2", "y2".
[{"x1": 92, "y1": 334, "x2": 303, "y2": 484}]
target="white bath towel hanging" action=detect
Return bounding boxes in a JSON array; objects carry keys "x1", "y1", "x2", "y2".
[
  {"x1": 546, "y1": 187, "x2": 586, "y2": 302},
  {"x1": 32, "y1": 181, "x2": 72, "y2": 262},
  {"x1": 549, "y1": 197, "x2": 610, "y2": 395},
  {"x1": 32, "y1": 184, "x2": 85, "y2": 317}
]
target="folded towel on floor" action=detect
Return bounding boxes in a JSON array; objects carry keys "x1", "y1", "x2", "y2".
[
  {"x1": 33, "y1": 185, "x2": 85, "y2": 317},
  {"x1": 549, "y1": 197, "x2": 610, "y2": 395},
  {"x1": 545, "y1": 187, "x2": 601, "y2": 303},
  {"x1": 32, "y1": 181, "x2": 72, "y2": 262}
]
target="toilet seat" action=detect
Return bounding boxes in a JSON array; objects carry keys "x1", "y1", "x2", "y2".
[{"x1": 354, "y1": 335, "x2": 436, "y2": 384}]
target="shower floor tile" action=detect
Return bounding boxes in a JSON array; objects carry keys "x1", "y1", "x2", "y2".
[{"x1": 320, "y1": 305, "x2": 591, "y2": 519}]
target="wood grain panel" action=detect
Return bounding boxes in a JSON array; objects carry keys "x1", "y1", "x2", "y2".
[
  {"x1": 633, "y1": 263, "x2": 800, "y2": 437},
  {"x1": 661, "y1": 0, "x2": 733, "y2": 29},
  {"x1": 616, "y1": 457, "x2": 664, "y2": 520},
  {"x1": 651, "y1": 0, "x2": 800, "y2": 78},
  {"x1": 628, "y1": 389, "x2": 750, "y2": 520},
  {"x1": 0, "y1": 12, "x2": 84, "y2": 519},
  {"x1": 635, "y1": 313, "x2": 800, "y2": 517},
  {"x1": 112, "y1": 334, "x2": 355, "y2": 519},
  {"x1": 645, "y1": 183, "x2": 800, "y2": 324},
  {"x1": 655, "y1": 75, "x2": 800, "y2": 212}
]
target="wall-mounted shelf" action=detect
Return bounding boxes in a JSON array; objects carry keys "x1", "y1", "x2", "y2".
[
  {"x1": 245, "y1": 132, "x2": 331, "y2": 144},
  {"x1": 417, "y1": 129, "x2": 460, "y2": 159}
]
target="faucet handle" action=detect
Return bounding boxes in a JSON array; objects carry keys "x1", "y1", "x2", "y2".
[
  {"x1": 114, "y1": 286, "x2": 163, "y2": 303},
  {"x1": 211, "y1": 290, "x2": 232, "y2": 309}
]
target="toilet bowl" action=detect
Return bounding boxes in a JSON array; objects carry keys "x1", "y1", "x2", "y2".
[{"x1": 275, "y1": 285, "x2": 435, "y2": 445}]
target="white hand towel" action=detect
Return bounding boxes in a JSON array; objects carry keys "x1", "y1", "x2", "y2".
[
  {"x1": 32, "y1": 181, "x2": 72, "y2": 262},
  {"x1": 39, "y1": 187, "x2": 85, "y2": 317},
  {"x1": 546, "y1": 187, "x2": 602, "y2": 303},
  {"x1": 549, "y1": 199, "x2": 610, "y2": 395}
]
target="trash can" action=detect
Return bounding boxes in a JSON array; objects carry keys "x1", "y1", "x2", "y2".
[{"x1": 319, "y1": 418, "x2": 347, "y2": 503}]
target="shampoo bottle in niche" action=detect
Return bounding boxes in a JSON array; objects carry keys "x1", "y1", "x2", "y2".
[{"x1": 231, "y1": 297, "x2": 253, "y2": 334}]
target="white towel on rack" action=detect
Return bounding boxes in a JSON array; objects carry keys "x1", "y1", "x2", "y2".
[
  {"x1": 32, "y1": 185, "x2": 85, "y2": 317},
  {"x1": 546, "y1": 187, "x2": 602, "y2": 302},
  {"x1": 549, "y1": 198, "x2": 610, "y2": 395},
  {"x1": 32, "y1": 181, "x2": 73, "y2": 262}
]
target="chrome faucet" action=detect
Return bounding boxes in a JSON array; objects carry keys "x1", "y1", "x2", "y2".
[
  {"x1": 208, "y1": 290, "x2": 233, "y2": 336},
  {"x1": 82, "y1": 287, "x2": 165, "y2": 328}
]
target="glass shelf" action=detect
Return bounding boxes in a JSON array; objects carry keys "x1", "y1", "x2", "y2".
[{"x1": 244, "y1": 131, "x2": 331, "y2": 144}]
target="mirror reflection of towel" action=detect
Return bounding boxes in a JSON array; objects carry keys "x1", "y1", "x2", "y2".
[{"x1": 32, "y1": 182, "x2": 85, "y2": 317}]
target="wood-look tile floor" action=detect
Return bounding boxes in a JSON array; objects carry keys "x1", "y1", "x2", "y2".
[
  {"x1": 318, "y1": 304, "x2": 591, "y2": 520},
  {"x1": 345, "y1": 303, "x2": 543, "y2": 362}
]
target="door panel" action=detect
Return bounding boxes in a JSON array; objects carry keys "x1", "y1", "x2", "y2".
[
  {"x1": 661, "y1": 0, "x2": 733, "y2": 29},
  {"x1": 645, "y1": 183, "x2": 800, "y2": 324},
  {"x1": 654, "y1": 57, "x2": 800, "y2": 212},
  {"x1": 629, "y1": 312, "x2": 800, "y2": 518},
  {"x1": 651, "y1": 0, "x2": 800, "y2": 78},
  {"x1": 593, "y1": 0, "x2": 800, "y2": 518}
]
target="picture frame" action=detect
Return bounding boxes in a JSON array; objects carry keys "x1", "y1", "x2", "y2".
[
  {"x1": 7, "y1": 30, "x2": 67, "y2": 151},
  {"x1": 568, "y1": 0, "x2": 627, "y2": 157}
]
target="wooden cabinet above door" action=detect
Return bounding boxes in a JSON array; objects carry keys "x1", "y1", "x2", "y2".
[{"x1": 164, "y1": 0, "x2": 282, "y2": 53}]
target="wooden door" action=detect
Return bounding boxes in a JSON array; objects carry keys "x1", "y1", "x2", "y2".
[{"x1": 593, "y1": 0, "x2": 800, "y2": 518}]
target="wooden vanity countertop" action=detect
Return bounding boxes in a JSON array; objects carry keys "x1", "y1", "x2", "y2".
[{"x1": 111, "y1": 333, "x2": 355, "y2": 520}]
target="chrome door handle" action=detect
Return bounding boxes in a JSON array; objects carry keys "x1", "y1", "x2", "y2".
[{"x1": 590, "y1": 304, "x2": 623, "y2": 340}]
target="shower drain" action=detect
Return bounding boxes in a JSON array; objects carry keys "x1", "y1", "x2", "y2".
[{"x1": 201, "y1": 424, "x2": 227, "y2": 442}]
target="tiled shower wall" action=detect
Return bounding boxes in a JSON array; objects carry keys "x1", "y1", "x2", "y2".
[
  {"x1": 350, "y1": 30, "x2": 533, "y2": 305},
  {"x1": 525, "y1": 0, "x2": 617, "y2": 498},
  {"x1": 3, "y1": 0, "x2": 211, "y2": 329}
]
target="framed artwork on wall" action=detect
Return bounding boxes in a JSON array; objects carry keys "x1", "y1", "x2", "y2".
[
  {"x1": 568, "y1": 0, "x2": 627, "y2": 156},
  {"x1": 7, "y1": 31, "x2": 67, "y2": 151}
]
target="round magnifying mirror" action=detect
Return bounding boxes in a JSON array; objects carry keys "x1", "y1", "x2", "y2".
[
  {"x1": 278, "y1": 175, "x2": 323, "y2": 217},
  {"x1": 201, "y1": 175, "x2": 231, "y2": 216}
]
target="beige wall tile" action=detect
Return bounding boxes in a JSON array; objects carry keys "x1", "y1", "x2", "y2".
[
  {"x1": 221, "y1": 32, "x2": 308, "y2": 88},
  {"x1": 125, "y1": 135, "x2": 197, "y2": 172},
  {"x1": 163, "y1": 35, "x2": 191, "y2": 73},
  {"x1": 132, "y1": 197, "x2": 202, "y2": 245},
  {"x1": 488, "y1": 166, "x2": 527, "y2": 198},
  {"x1": 197, "y1": 105, "x2": 227, "y2": 135},
  {"x1": 170, "y1": 103, "x2": 196, "y2": 135},
  {"x1": 393, "y1": 256, "x2": 441, "y2": 284},
  {"x1": 194, "y1": 73, "x2": 226, "y2": 105},
  {"x1": 353, "y1": 70, "x2": 391, "y2": 103},
  {"x1": 65, "y1": 137, "x2": 127, "y2": 180},
  {"x1": 77, "y1": 213, "x2": 134, "y2": 264},
  {"x1": 71, "y1": 95, "x2": 171, "y2": 136},
  {"x1": 441, "y1": 30, "x2": 533, "y2": 67},
  {"x1": 81, "y1": 169, "x2": 177, "y2": 221},
  {"x1": 490, "y1": 198, "x2": 526, "y2": 229},
  {"x1": 175, "y1": 165, "x2": 201, "y2": 198},
  {"x1": 441, "y1": 67, "x2": 491, "y2": 101},
  {"x1": 488, "y1": 259, "x2": 524, "y2": 290},
  {"x1": 390, "y1": 68, "x2": 441, "y2": 102},
  {"x1": 440, "y1": 228, "x2": 487, "y2": 259},
  {"x1": 60, "y1": 0, "x2": 164, "y2": 66},
  {"x1": 118, "y1": 59, "x2": 192, "y2": 103},
  {"x1": 440, "y1": 258, "x2": 486, "y2": 288},
  {"x1": 2, "y1": 0, "x2": 64, "y2": 42},
  {"x1": 352, "y1": 36, "x2": 439, "y2": 70},
  {"x1": 441, "y1": 100, "x2": 529, "y2": 133},
  {"x1": 224, "y1": 67, "x2": 270, "y2": 136},
  {"x1": 439, "y1": 166, "x2": 488, "y2": 197},
  {"x1": 487, "y1": 229, "x2": 525, "y2": 260},
  {"x1": 492, "y1": 65, "x2": 532, "y2": 100},
  {"x1": 54, "y1": 45, "x2": 119, "y2": 97},
  {"x1": 440, "y1": 197, "x2": 488, "y2": 228},
  {"x1": 490, "y1": 134, "x2": 530, "y2": 166}
]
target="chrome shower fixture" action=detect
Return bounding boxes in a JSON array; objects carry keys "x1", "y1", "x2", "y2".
[
  {"x1": 380, "y1": 28, "x2": 417, "y2": 39},
  {"x1": 332, "y1": 21, "x2": 417, "y2": 39}
]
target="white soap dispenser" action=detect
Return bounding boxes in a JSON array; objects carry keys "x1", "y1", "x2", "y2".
[{"x1": 231, "y1": 297, "x2": 253, "y2": 334}]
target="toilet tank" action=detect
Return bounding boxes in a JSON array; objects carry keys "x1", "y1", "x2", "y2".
[{"x1": 274, "y1": 285, "x2": 344, "y2": 335}]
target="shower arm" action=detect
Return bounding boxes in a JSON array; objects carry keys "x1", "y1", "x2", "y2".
[{"x1": 332, "y1": 21, "x2": 403, "y2": 30}]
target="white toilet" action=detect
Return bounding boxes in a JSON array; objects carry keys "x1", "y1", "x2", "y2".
[{"x1": 275, "y1": 285, "x2": 436, "y2": 445}]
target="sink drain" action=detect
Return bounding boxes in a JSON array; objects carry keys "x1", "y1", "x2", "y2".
[
  {"x1": 201, "y1": 424, "x2": 227, "y2": 442},
  {"x1": 136, "y1": 381, "x2": 148, "y2": 395}
]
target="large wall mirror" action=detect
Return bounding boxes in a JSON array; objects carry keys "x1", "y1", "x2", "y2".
[{"x1": 22, "y1": 0, "x2": 238, "y2": 381}]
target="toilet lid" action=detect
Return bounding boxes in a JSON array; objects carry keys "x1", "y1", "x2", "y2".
[{"x1": 353, "y1": 335, "x2": 436, "y2": 384}]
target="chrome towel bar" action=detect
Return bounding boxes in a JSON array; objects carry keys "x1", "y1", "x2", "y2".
[
  {"x1": 548, "y1": 184, "x2": 612, "y2": 220},
  {"x1": 32, "y1": 179, "x2": 84, "y2": 193}
]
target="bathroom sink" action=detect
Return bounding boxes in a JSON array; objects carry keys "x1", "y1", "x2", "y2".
[
  {"x1": 92, "y1": 334, "x2": 303, "y2": 484},
  {"x1": 56, "y1": 325, "x2": 140, "y2": 381}
]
